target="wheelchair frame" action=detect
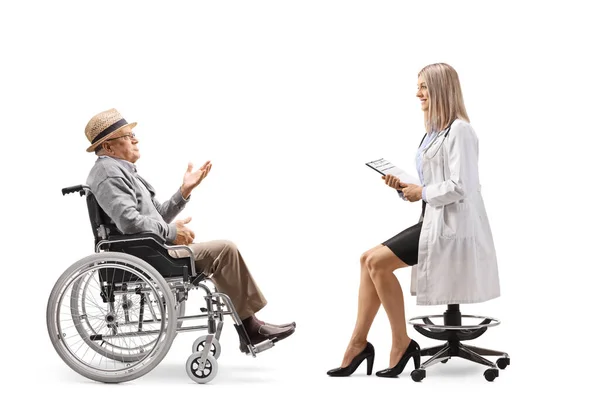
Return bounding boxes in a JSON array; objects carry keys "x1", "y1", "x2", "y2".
[{"x1": 47, "y1": 184, "x2": 276, "y2": 384}]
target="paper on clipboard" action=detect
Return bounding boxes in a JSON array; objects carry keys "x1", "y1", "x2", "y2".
[{"x1": 365, "y1": 158, "x2": 420, "y2": 185}]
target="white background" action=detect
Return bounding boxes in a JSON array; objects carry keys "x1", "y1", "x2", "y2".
[{"x1": 1, "y1": 0, "x2": 598, "y2": 398}]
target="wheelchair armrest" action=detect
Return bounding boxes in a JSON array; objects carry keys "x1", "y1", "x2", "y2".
[
  {"x1": 105, "y1": 232, "x2": 166, "y2": 245},
  {"x1": 103, "y1": 234, "x2": 196, "y2": 260},
  {"x1": 97, "y1": 233, "x2": 197, "y2": 278}
]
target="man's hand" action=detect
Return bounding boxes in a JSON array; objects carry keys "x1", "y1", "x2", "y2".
[
  {"x1": 401, "y1": 184, "x2": 423, "y2": 202},
  {"x1": 181, "y1": 161, "x2": 212, "y2": 199},
  {"x1": 382, "y1": 174, "x2": 407, "y2": 190},
  {"x1": 173, "y1": 216, "x2": 195, "y2": 245}
]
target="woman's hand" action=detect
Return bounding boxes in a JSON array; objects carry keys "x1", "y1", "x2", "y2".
[
  {"x1": 401, "y1": 184, "x2": 423, "y2": 202},
  {"x1": 382, "y1": 174, "x2": 407, "y2": 190}
]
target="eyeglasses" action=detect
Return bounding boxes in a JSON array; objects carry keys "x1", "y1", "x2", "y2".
[{"x1": 107, "y1": 132, "x2": 136, "y2": 141}]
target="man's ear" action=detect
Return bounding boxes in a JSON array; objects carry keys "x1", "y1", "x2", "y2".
[{"x1": 97, "y1": 142, "x2": 110, "y2": 155}]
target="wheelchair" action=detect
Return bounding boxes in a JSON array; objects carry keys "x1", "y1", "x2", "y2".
[{"x1": 47, "y1": 184, "x2": 278, "y2": 384}]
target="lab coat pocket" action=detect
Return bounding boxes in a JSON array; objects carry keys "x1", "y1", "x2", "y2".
[{"x1": 440, "y1": 202, "x2": 475, "y2": 239}]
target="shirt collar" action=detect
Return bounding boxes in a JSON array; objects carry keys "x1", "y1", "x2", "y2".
[{"x1": 99, "y1": 155, "x2": 137, "y2": 173}]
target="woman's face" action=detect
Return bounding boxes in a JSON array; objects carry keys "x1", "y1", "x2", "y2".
[{"x1": 416, "y1": 76, "x2": 428, "y2": 111}]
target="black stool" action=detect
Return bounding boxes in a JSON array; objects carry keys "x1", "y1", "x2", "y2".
[{"x1": 408, "y1": 304, "x2": 510, "y2": 382}]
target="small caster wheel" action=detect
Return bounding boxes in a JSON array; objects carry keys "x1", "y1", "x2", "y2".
[
  {"x1": 186, "y1": 352, "x2": 218, "y2": 384},
  {"x1": 411, "y1": 369, "x2": 426, "y2": 382},
  {"x1": 441, "y1": 359, "x2": 448, "y2": 364},
  {"x1": 496, "y1": 357, "x2": 510, "y2": 370},
  {"x1": 192, "y1": 335, "x2": 222, "y2": 359},
  {"x1": 484, "y1": 368, "x2": 499, "y2": 382}
]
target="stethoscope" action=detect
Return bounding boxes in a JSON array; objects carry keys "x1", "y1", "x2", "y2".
[{"x1": 418, "y1": 122, "x2": 454, "y2": 159}]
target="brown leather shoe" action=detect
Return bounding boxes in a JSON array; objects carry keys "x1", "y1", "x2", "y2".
[
  {"x1": 239, "y1": 324, "x2": 295, "y2": 353},
  {"x1": 247, "y1": 323, "x2": 295, "y2": 345}
]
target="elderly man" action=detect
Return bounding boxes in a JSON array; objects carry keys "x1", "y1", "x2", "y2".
[{"x1": 84, "y1": 108, "x2": 295, "y2": 348}]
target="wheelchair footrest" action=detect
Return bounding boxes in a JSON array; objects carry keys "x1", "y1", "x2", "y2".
[
  {"x1": 239, "y1": 339, "x2": 275, "y2": 355},
  {"x1": 253, "y1": 339, "x2": 275, "y2": 354}
]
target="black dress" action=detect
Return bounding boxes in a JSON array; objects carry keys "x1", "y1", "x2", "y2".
[{"x1": 381, "y1": 200, "x2": 426, "y2": 266}]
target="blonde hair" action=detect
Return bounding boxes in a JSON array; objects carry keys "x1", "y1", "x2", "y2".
[{"x1": 418, "y1": 63, "x2": 469, "y2": 133}]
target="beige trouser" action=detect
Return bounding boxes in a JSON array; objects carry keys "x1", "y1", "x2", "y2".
[{"x1": 171, "y1": 240, "x2": 267, "y2": 319}]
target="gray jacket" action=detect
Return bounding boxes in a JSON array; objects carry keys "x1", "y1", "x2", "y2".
[{"x1": 86, "y1": 156, "x2": 188, "y2": 243}]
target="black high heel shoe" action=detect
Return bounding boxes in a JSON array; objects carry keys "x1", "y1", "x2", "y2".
[
  {"x1": 375, "y1": 339, "x2": 420, "y2": 378},
  {"x1": 327, "y1": 342, "x2": 375, "y2": 377}
]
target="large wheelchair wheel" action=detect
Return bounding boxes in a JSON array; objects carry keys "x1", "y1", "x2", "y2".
[
  {"x1": 69, "y1": 275, "x2": 185, "y2": 364},
  {"x1": 47, "y1": 252, "x2": 177, "y2": 383}
]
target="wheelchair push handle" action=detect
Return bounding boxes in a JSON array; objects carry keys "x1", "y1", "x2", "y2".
[{"x1": 62, "y1": 184, "x2": 89, "y2": 196}]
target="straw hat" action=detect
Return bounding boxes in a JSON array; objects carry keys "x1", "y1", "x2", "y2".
[{"x1": 85, "y1": 108, "x2": 137, "y2": 152}]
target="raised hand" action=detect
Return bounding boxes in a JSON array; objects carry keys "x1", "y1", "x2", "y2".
[{"x1": 181, "y1": 161, "x2": 212, "y2": 199}]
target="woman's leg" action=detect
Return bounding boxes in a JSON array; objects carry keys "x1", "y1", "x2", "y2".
[
  {"x1": 364, "y1": 246, "x2": 412, "y2": 368},
  {"x1": 339, "y1": 245, "x2": 383, "y2": 367}
]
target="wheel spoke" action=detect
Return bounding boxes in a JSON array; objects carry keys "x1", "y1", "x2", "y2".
[{"x1": 48, "y1": 254, "x2": 177, "y2": 383}]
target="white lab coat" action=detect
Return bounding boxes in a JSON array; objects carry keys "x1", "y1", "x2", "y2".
[{"x1": 410, "y1": 119, "x2": 500, "y2": 305}]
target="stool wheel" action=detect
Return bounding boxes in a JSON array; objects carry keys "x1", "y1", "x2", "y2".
[
  {"x1": 496, "y1": 357, "x2": 510, "y2": 370},
  {"x1": 411, "y1": 369, "x2": 426, "y2": 382},
  {"x1": 484, "y1": 368, "x2": 499, "y2": 382}
]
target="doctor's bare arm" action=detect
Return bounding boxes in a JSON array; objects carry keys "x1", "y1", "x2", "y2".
[{"x1": 422, "y1": 120, "x2": 480, "y2": 207}]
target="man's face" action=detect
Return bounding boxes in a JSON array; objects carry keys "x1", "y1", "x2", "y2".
[{"x1": 103, "y1": 127, "x2": 140, "y2": 163}]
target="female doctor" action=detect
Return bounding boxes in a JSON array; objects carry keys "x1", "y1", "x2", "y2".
[{"x1": 327, "y1": 63, "x2": 500, "y2": 378}]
